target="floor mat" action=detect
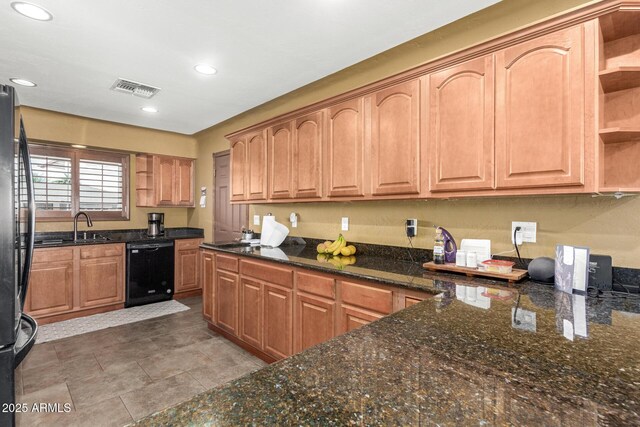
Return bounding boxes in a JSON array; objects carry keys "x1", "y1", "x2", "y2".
[{"x1": 36, "y1": 300, "x2": 190, "y2": 343}]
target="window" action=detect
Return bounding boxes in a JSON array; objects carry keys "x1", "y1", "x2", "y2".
[{"x1": 29, "y1": 145, "x2": 129, "y2": 221}]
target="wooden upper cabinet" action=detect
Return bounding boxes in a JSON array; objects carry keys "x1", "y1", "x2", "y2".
[
  {"x1": 175, "y1": 158, "x2": 194, "y2": 206},
  {"x1": 326, "y1": 98, "x2": 365, "y2": 198},
  {"x1": 293, "y1": 112, "x2": 323, "y2": 199},
  {"x1": 247, "y1": 130, "x2": 268, "y2": 200},
  {"x1": 230, "y1": 137, "x2": 247, "y2": 201},
  {"x1": 136, "y1": 154, "x2": 195, "y2": 207},
  {"x1": 155, "y1": 156, "x2": 176, "y2": 206},
  {"x1": 429, "y1": 56, "x2": 495, "y2": 192},
  {"x1": 495, "y1": 24, "x2": 586, "y2": 189},
  {"x1": 268, "y1": 122, "x2": 294, "y2": 199},
  {"x1": 370, "y1": 79, "x2": 421, "y2": 196}
]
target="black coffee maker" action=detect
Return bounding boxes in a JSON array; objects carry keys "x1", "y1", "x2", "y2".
[{"x1": 147, "y1": 213, "x2": 164, "y2": 237}]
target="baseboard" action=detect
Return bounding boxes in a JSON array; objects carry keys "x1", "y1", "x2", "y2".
[
  {"x1": 207, "y1": 322, "x2": 277, "y2": 364},
  {"x1": 31, "y1": 303, "x2": 125, "y2": 325},
  {"x1": 174, "y1": 289, "x2": 203, "y2": 299}
]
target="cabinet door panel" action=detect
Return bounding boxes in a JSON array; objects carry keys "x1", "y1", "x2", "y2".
[
  {"x1": 25, "y1": 260, "x2": 74, "y2": 317},
  {"x1": 339, "y1": 305, "x2": 383, "y2": 334},
  {"x1": 216, "y1": 271, "x2": 239, "y2": 335},
  {"x1": 240, "y1": 278, "x2": 263, "y2": 350},
  {"x1": 175, "y1": 159, "x2": 194, "y2": 206},
  {"x1": 156, "y1": 156, "x2": 175, "y2": 205},
  {"x1": 496, "y1": 25, "x2": 585, "y2": 189},
  {"x1": 247, "y1": 130, "x2": 268, "y2": 200},
  {"x1": 295, "y1": 293, "x2": 334, "y2": 353},
  {"x1": 326, "y1": 98, "x2": 365, "y2": 197},
  {"x1": 230, "y1": 138, "x2": 247, "y2": 201},
  {"x1": 371, "y1": 80, "x2": 421, "y2": 195},
  {"x1": 430, "y1": 56, "x2": 495, "y2": 191},
  {"x1": 293, "y1": 112, "x2": 323, "y2": 198},
  {"x1": 175, "y1": 249, "x2": 199, "y2": 292},
  {"x1": 263, "y1": 284, "x2": 293, "y2": 359},
  {"x1": 79, "y1": 257, "x2": 124, "y2": 308},
  {"x1": 268, "y1": 122, "x2": 293, "y2": 199},
  {"x1": 201, "y1": 251, "x2": 214, "y2": 321}
]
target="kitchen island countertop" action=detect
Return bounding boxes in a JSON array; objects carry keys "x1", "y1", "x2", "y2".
[{"x1": 136, "y1": 243, "x2": 640, "y2": 426}]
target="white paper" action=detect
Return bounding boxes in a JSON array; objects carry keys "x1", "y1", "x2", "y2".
[
  {"x1": 563, "y1": 245, "x2": 574, "y2": 266},
  {"x1": 573, "y1": 248, "x2": 588, "y2": 292},
  {"x1": 573, "y1": 294, "x2": 588, "y2": 338},
  {"x1": 563, "y1": 319, "x2": 574, "y2": 341}
]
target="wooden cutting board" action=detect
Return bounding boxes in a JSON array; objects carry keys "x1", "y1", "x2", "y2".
[{"x1": 423, "y1": 262, "x2": 528, "y2": 283}]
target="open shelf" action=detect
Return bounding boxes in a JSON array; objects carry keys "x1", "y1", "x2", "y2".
[
  {"x1": 600, "y1": 11, "x2": 640, "y2": 42},
  {"x1": 599, "y1": 127, "x2": 640, "y2": 144},
  {"x1": 600, "y1": 139, "x2": 640, "y2": 191},
  {"x1": 599, "y1": 67, "x2": 640, "y2": 92}
]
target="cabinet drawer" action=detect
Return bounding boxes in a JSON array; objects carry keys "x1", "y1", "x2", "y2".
[
  {"x1": 340, "y1": 280, "x2": 393, "y2": 314},
  {"x1": 175, "y1": 238, "x2": 202, "y2": 251},
  {"x1": 33, "y1": 247, "x2": 74, "y2": 264},
  {"x1": 216, "y1": 254, "x2": 239, "y2": 273},
  {"x1": 241, "y1": 260, "x2": 293, "y2": 289},
  {"x1": 296, "y1": 271, "x2": 335, "y2": 299},
  {"x1": 79, "y1": 244, "x2": 124, "y2": 260}
]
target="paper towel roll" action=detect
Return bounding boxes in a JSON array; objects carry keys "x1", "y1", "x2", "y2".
[{"x1": 260, "y1": 215, "x2": 277, "y2": 246}]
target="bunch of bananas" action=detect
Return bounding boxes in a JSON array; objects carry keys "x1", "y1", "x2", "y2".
[
  {"x1": 316, "y1": 234, "x2": 357, "y2": 256},
  {"x1": 316, "y1": 253, "x2": 357, "y2": 270}
]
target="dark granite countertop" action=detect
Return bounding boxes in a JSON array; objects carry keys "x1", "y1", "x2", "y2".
[
  {"x1": 34, "y1": 227, "x2": 204, "y2": 248},
  {"x1": 201, "y1": 241, "x2": 525, "y2": 295},
  {"x1": 138, "y1": 274, "x2": 640, "y2": 425}
]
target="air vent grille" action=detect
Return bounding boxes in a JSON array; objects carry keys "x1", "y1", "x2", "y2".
[{"x1": 110, "y1": 78, "x2": 160, "y2": 99}]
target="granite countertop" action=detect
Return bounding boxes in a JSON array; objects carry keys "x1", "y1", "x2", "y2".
[
  {"x1": 201, "y1": 241, "x2": 522, "y2": 295},
  {"x1": 132, "y1": 242, "x2": 640, "y2": 425},
  {"x1": 34, "y1": 227, "x2": 204, "y2": 248}
]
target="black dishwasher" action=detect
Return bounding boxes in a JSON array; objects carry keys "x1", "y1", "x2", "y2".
[{"x1": 126, "y1": 241, "x2": 174, "y2": 307}]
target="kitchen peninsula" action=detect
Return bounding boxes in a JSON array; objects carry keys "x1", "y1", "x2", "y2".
[{"x1": 138, "y1": 243, "x2": 640, "y2": 425}]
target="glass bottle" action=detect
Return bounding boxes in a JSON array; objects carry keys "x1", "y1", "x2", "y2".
[{"x1": 434, "y1": 227, "x2": 445, "y2": 264}]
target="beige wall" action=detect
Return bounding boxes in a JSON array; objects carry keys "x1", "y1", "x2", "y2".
[
  {"x1": 22, "y1": 107, "x2": 197, "y2": 232},
  {"x1": 191, "y1": 0, "x2": 640, "y2": 268}
]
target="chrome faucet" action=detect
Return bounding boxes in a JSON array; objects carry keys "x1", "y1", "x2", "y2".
[{"x1": 73, "y1": 211, "x2": 93, "y2": 242}]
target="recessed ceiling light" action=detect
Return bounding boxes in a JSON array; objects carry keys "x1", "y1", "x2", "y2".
[
  {"x1": 194, "y1": 64, "x2": 217, "y2": 75},
  {"x1": 141, "y1": 106, "x2": 158, "y2": 113},
  {"x1": 71, "y1": 144, "x2": 87, "y2": 149},
  {"x1": 9, "y1": 78, "x2": 37, "y2": 87},
  {"x1": 10, "y1": 2, "x2": 52, "y2": 21}
]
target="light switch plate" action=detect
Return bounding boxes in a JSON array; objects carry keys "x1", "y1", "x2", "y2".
[
  {"x1": 253, "y1": 215, "x2": 260, "y2": 226},
  {"x1": 341, "y1": 217, "x2": 349, "y2": 231},
  {"x1": 512, "y1": 221, "x2": 537, "y2": 243}
]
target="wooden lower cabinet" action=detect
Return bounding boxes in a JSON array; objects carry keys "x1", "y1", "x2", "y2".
[
  {"x1": 263, "y1": 283, "x2": 293, "y2": 359},
  {"x1": 203, "y1": 251, "x2": 433, "y2": 363},
  {"x1": 175, "y1": 238, "x2": 204, "y2": 297},
  {"x1": 26, "y1": 257, "x2": 74, "y2": 318},
  {"x1": 25, "y1": 244, "x2": 125, "y2": 324},
  {"x1": 215, "y1": 270, "x2": 239, "y2": 335},
  {"x1": 240, "y1": 277, "x2": 263, "y2": 349},
  {"x1": 339, "y1": 305, "x2": 385, "y2": 334},
  {"x1": 295, "y1": 292, "x2": 335, "y2": 352},
  {"x1": 79, "y1": 257, "x2": 124, "y2": 308},
  {"x1": 201, "y1": 250, "x2": 215, "y2": 321}
]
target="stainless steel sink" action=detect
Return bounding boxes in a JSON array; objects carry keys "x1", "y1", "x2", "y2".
[{"x1": 35, "y1": 234, "x2": 112, "y2": 245}]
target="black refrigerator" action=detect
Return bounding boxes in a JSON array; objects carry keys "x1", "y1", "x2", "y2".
[{"x1": 0, "y1": 84, "x2": 37, "y2": 426}]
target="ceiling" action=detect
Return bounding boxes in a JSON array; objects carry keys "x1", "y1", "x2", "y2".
[{"x1": 0, "y1": 0, "x2": 498, "y2": 135}]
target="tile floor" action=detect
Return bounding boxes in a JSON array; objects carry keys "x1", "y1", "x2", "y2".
[{"x1": 14, "y1": 297, "x2": 267, "y2": 426}]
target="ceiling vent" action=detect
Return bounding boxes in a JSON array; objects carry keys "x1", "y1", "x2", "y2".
[{"x1": 110, "y1": 78, "x2": 160, "y2": 99}]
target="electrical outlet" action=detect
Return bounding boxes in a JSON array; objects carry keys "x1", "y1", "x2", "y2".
[
  {"x1": 253, "y1": 215, "x2": 260, "y2": 226},
  {"x1": 512, "y1": 221, "x2": 537, "y2": 244},
  {"x1": 341, "y1": 217, "x2": 349, "y2": 231},
  {"x1": 406, "y1": 219, "x2": 417, "y2": 237}
]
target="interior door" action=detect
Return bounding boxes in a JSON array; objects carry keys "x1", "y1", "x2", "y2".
[{"x1": 214, "y1": 151, "x2": 248, "y2": 242}]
